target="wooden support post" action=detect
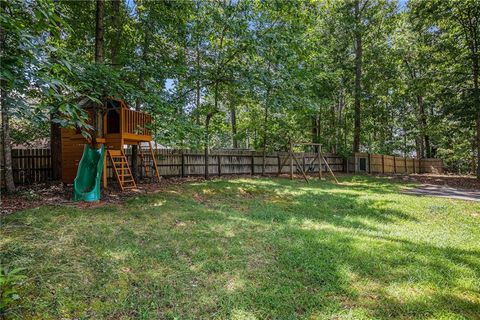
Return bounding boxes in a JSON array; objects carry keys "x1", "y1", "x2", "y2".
[
  {"x1": 277, "y1": 155, "x2": 281, "y2": 175},
  {"x1": 404, "y1": 157, "x2": 407, "y2": 174},
  {"x1": 148, "y1": 141, "x2": 161, "y2": 182},
  {"x1": 413, "y1": 158, "x2": 416, "y2": 173},
  {"x1": 320, "y1": 150, "x2": 339, "y2": 184},
  {"x1": 218, "y1": 154, "x2": 221, "y2": 177},
  {"x1": 292, "y1": 153, "x2": 309, "y2": 183},
  {"x1": 251, "y1": 154, "x2": 255, "y2": 175},
  {"x1": 393, "y1": 156, "x2": 396, "y2": 174},
  {"x1": 306, "y1": 153, "x2": 318, "y2": 169}
]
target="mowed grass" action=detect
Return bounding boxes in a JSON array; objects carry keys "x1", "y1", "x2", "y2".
[{"x1": 1, "y1": 176, "x2": 480, "y2": 319}]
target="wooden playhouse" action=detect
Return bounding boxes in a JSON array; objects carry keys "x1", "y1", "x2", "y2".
[{"x1": 60, "y1": 98, "x2": 160, "y2": 190}]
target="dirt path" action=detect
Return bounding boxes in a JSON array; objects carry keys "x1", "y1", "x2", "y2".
[
  {"x1": 404, "y1": 184, "x2": 480, "y2": 202},
  {"x1": 398, "y1": 174, "x2": 480, "y2": 190},
  {"x1": 397, "y1": 174, "x2": 480, "y2": 202}
]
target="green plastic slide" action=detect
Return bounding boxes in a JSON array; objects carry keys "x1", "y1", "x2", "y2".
[{"x1": 73, "y1": 144, "x2": 105, "y2": 202}]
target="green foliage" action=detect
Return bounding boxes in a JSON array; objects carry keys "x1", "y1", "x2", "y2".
[
  {"x1": 3, "y1": 0, "x2": 479, "y2": 173},
  {"x1": 0, "y1": 267, "x2": 26, "y2": 312}
]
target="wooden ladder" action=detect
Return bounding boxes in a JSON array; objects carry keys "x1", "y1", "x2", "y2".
[
  {"x1": 108, "y1": 149, "x2": 137, "y2": 191},
  {"x1": 138, "y1": 141, "x2": 161, "y2": 182}
]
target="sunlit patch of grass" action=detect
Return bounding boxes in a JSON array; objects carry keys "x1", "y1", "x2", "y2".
[{"x1": 1, "y1": 175, "x2": 480, "y2": 319}]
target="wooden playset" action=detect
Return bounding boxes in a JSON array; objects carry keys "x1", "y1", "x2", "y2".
[{"x1": 60, "y1": 98, "x2": 160, "y2": 191}]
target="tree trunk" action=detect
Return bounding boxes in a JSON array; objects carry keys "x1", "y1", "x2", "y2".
[
  {"x1": 195, "y1": 31, "x2": 201, "y2": 125},
  {"x1": 91, "y1": 0, "x2": 105, "y2": 147},
  {"x1": 352, "y1": 0, "x2": 362, "y2": 153},
  {"x1": 205, "y1": 80, "x2": 219, "y2": 180},
  {"x1": 204, "y1": 114, "x2": 212, "y2": 180},
  {"x1": 110, "y1": 0, "x2": 121, "y2": 66},
  {"x1": 337, "y1": 90, "x2": 344, "y2": 153},
  {"x1": 95, "y1": 0, "x2": 104, "y2": 64},
  {"x1": 474, "y1": 55, "x2": 480, "y2": 179},
  {"x1": 311, "y1": 114, "x2": 320, "y2": 153},
  {"x1": 49, "y1": 0, "x2": 63, "y2": 181},
  {"x1": 1, "y1": 87, "x2": 15, "y2": 193},
  {"x1": 261, "y1": 89, "x2": 270, "y2": 176},
  {"x1": 330, "y1": 103, "x2": 336, "y2": 153},
  {"x1": 311, "y1": 114, "x2": 319, "y2": 145},
  {"x1": 471, "y1": 133, "x2": 476, "y2": 175},
  {"x1": 0, "y1": 16, "x2": 14, "y2": 192},
  {"x1": 415, "y1": 136, "x2": 423, "y2": 160},
  {"x1": 195, "y1": 81, "x2": 201, "y2": 124},
  {"x1": 231, "y1": 104, "x2": 238, "y2": 148},
  {"x1": 416, "y1": 95, "x2": 430, "y2": 158},
  {"x1": 50, "y1": 119, "x2": 62, "y2": 180},
  {"x1": 132, "y1": 24, "x2": 150, "y2": 180}
]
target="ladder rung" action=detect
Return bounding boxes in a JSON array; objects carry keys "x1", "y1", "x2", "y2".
[{"x1": 114, "y1": 168, "x2": 131, "y2": 174}]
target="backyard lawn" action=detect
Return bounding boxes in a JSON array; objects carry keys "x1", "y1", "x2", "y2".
[{"x1": 1, "y1": 176, "x2": 480, "y2": 319}]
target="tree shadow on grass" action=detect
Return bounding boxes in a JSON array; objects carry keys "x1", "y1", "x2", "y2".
[
  {"x1": 202, "y1": 213, "x2": 480, "y2": 319},
  {"x1": 184, "y1": 177, "x2": 418, "y2": 231},
  {"x1": 2, "y1": 177, "x2": 479, "y2": 319},
  {"x1": 169, "y1": 178, "x2": 479, "y2": 318}
]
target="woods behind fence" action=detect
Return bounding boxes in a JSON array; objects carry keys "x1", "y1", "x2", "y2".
[{"x1": 4, "y1": 148, "x2": 443, "y2": 185}]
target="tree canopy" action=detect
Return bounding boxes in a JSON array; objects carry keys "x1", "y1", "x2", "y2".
[{"x1": 1, "y1": 0, "x2": 479, "y2": 190}]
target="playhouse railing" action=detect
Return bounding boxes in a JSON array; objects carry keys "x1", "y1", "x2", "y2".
[{"x1": 121, "y1": 108, "x2": 152, "y2": 136}]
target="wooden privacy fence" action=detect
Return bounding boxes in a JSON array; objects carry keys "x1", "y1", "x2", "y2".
[
  {"x1": 4, "y1": 148, "x2": 444, "y2": 185},
  {"x1": 6, "y1": 149, "x2": 53, "y2": 185},
  {"x1": 116, "y1": 149, "x2": 345, "y2": 180},
  {"x1": 349, "y1": 153, "x2": 443, "y2": 174}
]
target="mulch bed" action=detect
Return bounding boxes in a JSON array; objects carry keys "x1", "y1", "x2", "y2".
[{"x1": 0, "y1": 178, "x2": 202, "y2": 216}]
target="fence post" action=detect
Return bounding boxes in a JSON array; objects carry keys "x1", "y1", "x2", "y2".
[
  {"x1": 278, "y1": 155, "x2": 281, "y2": 174},
  {"x1": 404, "y1": 157, "x2": 407, "y2": 174},
  {"x1": 393, "y1": 156, "x2": 396, "y2": 174},
  {"x1": 218, "y1": 154, "x2": 221, "y2": 177},
  {"x1": 251, "y1": 154, "x2": 255, "y2": 175},
  {"x1": 382, "y1": 154, "x2": 385, "y2": 174},
  {"x1": 181, "y1": 151, "x2": 185, "y2": 178}
]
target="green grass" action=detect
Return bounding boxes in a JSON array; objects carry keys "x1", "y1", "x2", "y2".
[{"x1": 1, "y1": 175, "x2": 480, "y2": 319}]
